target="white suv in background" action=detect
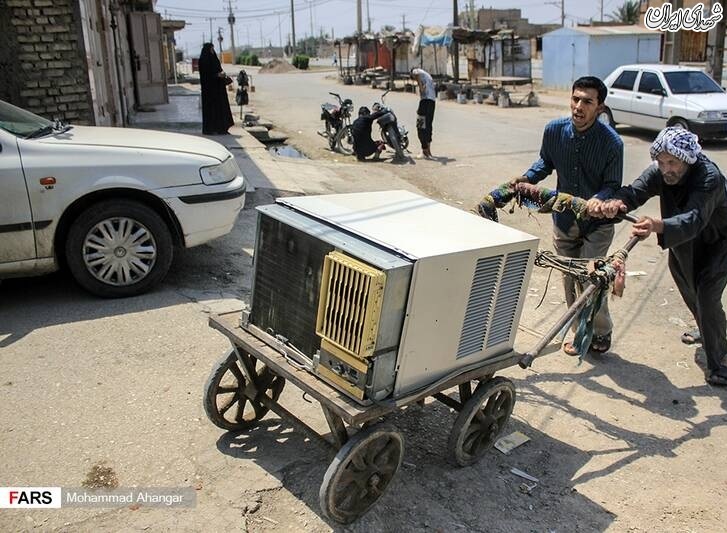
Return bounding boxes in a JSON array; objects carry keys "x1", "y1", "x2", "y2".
[
  {"x1": 0, "y1": 99, "x2": 246, "y2": 297},
  {"x1": 602, "y1": 64, "x2": 727, "y2": 139}
]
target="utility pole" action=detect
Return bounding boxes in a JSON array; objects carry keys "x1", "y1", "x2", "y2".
[
  {"x1": 227, "y1": 0, "x2": 236, "y2": 63},
  {"x1": 246, "y1": 26, "x2": 250, "y2": 49},
  {"x1": 469, "y1": 0, "x2": 476, "y2": 29},
  {"x1": 207, "y1": 17, "x2": 214, "y2": 42},
  {"x1": 290, "y1": 0, "x2": 297, "y2": 55},
  {"x1": 276, "y1": 11, "x2": 283, "y2": 50},
  {"x1": 259, "y1": 19, "x2": 264, "y2": 50},
  {"x1": 308, "y1": 0, "x2": 314, "y2": 47},
  {"x1": 217, "y1": 26, "x2": 224, "y2": 56},
  {"x1": 452, "y1": 0, "x2": 459, "y2": 81},
  {"x1": 600, "y1": 0, "x2": 604, "y2": 22},
  {"x1": 356, "y1": 0, "x2": 362, "y2": 34},
  {"x1": 366, "y1": 0, "x2": 371, "y2": 33},
  {"x1": 663, "y1": 0, "x2": 683, "y2": 64},
  {"x1": 561, "y1": 0, "x2": 565, "y2": 27},
  {"x1": 706, "y1": 0, "x2": 725, "y2": 83},
  {"x1": 402, "y1": 13, "x2": 406, "y2": 32}
]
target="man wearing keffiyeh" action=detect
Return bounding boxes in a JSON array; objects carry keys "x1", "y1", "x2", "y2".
[{"x1": 590, "y1": 127, "x2": 727, "y2": 386}]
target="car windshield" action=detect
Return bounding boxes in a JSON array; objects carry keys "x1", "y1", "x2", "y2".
[
  {"x1": 664, "y1": 71, "x2": 723, "y2": 94},
  {"x1": 0, "y1": 99, "x2": 53, "y2": 137}
]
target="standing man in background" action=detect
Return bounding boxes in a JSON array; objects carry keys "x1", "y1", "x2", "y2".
[{"x1": 410, "y1": 67, "x2": 436, "y2": 159}]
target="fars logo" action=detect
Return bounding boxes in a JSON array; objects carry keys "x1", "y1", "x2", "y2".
[{"x1": 0, "y1": 487, "x2": 62, "y2": 508}]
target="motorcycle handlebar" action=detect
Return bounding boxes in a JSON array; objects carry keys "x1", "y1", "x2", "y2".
[{"x1": 329, "y1": 92, "x2": 342, "y2": 102}]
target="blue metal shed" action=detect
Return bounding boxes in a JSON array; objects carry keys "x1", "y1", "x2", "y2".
[{"x1": 542, "y1": 25, "x2": 661, "y2": 89}]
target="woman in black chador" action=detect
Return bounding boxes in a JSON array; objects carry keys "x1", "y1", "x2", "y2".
[{"x1": 198, "y1": 43, "x2": 233, "y2": 135}]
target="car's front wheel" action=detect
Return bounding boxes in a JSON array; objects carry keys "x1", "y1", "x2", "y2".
[
  {"x1": 599, "y1": 107, "x2": 616, "y2": 128},
  {"x1": 670, "y1": 118, "x2": 690, "y2": 131},
  {"x1": 65, "y1": 200, "x2": 173, "y2": 298}
]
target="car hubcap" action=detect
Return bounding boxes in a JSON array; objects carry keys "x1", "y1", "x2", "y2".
[{"x1": 83, "y1": 217, "x2": 157, "y2": 286}]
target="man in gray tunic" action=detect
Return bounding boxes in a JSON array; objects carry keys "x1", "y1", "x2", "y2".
[{"x1": 590, "y1": 127, "x2": 727, "y2": 386}]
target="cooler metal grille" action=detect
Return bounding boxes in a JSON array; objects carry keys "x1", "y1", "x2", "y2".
[
  {"x1": 457, "y1": 256, "x2": 503, "y2": 358},
  {"x1": 487, "y1": 250, "x2": 531, "y2": 348},
  {"x1": 316, "y1": 251, "x2": 386, "y2": 359}
]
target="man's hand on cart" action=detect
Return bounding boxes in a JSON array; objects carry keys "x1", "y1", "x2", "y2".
[
  {"x1": 631, "y1": 216, "x2": 664, "y2": 239},
  {"x1": 509, "y1": 175, "x2": 530, "y2": 187},
  {"x1": 585, "y1": 197, "x2": 604, "y2": 217},
  {"x1": 586, "y1": 198, "x2": 628, "y2": 219}
]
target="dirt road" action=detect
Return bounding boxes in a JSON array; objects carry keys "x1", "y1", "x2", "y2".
[{"x1": 2, "y1": 69, "x2": 727, "y2": 532}]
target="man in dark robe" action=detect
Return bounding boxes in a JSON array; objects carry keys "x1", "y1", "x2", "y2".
[
  {"x1": 590, "y1": 127, "x2": 727, "y2": 386},
  {"x1": 198, "y1": 43, "x2": 233, "y2": 135}
]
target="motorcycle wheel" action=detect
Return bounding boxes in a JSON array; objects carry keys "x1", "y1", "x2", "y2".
[
  {"x1": 335, "y1": 125, "x2": 354, "y2": 155},
  {"x1": 400, "y1": 130, "x2": 409, "y2": 151},
  {"x1": 387, "y1": 126, "x2": 405, "y2": 161},
  {"x1": 328, "y1": 124, "x2": 337, "y2": 150}
]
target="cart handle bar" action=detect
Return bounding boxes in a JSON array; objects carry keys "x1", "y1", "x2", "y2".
[{"x1": 518, "y1": 212, "x2": 641, "y2": 369}]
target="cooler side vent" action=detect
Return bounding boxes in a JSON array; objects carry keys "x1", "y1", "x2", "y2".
[
  {"x1": 487, "y1": 250, "x2": 530, "y2": 348},
  {"x1": 316, "y1": 251, "x2": 386, "y2": 359},
  {"x1": 456, "y1": 255, "x2": 503, "y2": 358}
]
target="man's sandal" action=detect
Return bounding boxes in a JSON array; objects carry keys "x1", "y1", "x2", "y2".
[
  {"x1": 707, "y1": 372, "x2": 727, "y2": 387},
  {"x1": 590, "y1": 334, "x2": 612, "y2": 354},
  {"x1": 681, "y1": 329, "x2": 701, "y2": 345}
]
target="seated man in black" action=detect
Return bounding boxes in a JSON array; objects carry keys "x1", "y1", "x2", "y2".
[{"x1": 351, "y1": 106, "x2": 386, "y2": 161}]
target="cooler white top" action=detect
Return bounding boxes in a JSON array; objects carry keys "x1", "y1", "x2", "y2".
[{"x1": 277, "y1": 190, "x2": 538, "y2": 260}]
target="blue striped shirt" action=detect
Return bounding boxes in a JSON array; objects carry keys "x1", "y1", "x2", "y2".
[{"x1": 524, "y1": 117, "x2": 624, "y2": 233}]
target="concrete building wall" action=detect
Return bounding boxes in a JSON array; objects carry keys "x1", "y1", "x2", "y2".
[{"x1": 0, "y1": 0, "x2": 94, "y2": 124}]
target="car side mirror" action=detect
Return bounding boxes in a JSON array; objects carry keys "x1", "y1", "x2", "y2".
[{"x1": 651, "y1": 88, "x2": 666, "y2": 96}]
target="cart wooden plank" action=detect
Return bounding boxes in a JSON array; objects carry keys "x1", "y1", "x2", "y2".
[{"x1": 209, "y1": 311, "x2": 523, "y2": 425}]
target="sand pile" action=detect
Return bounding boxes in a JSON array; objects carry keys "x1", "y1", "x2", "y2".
[{"x1": 259, "y1": 59, "x2": 298, "y2": 73}]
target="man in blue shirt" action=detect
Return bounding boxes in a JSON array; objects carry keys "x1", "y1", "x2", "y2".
[{"x1": 516, "y1": 76, "x2": 624, "y2": 355}]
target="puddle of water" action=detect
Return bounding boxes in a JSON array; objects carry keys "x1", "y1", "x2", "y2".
[{"x1": 267, "y1": 143, "x2": 306, "y2": 159}]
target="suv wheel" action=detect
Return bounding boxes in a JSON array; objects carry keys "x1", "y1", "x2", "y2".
[{"x1": 65, "y1": 200, "x2": 173, "y2": 298}]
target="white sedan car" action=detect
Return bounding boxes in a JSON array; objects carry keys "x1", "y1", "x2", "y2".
[
  {"x1": 602, "y1": 64, "x2": 727, "y2": 139},
  {"x1": 0, "y1": 99, "x2": 246, "y2": 297}
]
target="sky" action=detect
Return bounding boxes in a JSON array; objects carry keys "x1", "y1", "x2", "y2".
[{"x1": 157, "y1": 0, "x2": 622, "y2": 55}]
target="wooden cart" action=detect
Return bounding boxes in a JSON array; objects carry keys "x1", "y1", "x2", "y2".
[
  {"x1": 203, "y1": 210, "x2": 643, "y2": 524},
  {"x1": 204, "y1": 311, "x2": 523, "y2": 524}
]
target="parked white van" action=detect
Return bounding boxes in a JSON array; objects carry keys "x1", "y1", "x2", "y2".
[{"x1": 602, "y1": 64, "x2": 727, "y2": 139}]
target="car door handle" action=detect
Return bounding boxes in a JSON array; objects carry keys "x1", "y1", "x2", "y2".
[{"x1": 635, "y1": 95, "x2": 642, "y2": 99}]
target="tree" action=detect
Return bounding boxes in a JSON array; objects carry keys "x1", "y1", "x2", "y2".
[{"x1": 608, "y1": 0, "x2": 640, "y2": 24}]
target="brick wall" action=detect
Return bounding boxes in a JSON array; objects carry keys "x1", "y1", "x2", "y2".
[{"x1": 0, "y1": 0, "x2": 94, "y2": 124}]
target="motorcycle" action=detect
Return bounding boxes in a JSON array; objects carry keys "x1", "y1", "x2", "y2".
[
  {"x1": 373, "y1": 90, "x2": 409, "y2": 161},
  {"x1": 318, "y1": 92, "x2": 354, "y2": 154}
]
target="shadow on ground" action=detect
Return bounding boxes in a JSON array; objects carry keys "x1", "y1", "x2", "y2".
[{"x1": 215, "y1": 393, "x2": 615, "y2": 532}]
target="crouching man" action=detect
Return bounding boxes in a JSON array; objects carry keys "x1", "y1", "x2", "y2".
[
  {"x1": 352, "y1": 106, "x2": 386, "y2": 161},
  {"x1": 589, "y1": 127, "x2": 727, "y2": 386}
]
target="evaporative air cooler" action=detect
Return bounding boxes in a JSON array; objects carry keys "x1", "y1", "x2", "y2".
[{"x1": 244, "y1": 190, "x2": 538, "y2": 404}]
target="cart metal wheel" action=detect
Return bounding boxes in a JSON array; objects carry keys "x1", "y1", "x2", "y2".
[
  {"x1": 448, "y1": 377, "x2": 516, "y2": 467},
  {"x1": 319, "y1": 424, "x2": 404, "y2": 524},
  {"x1": 203, "y1": 349, "x2": 285, "y2": 431}
]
